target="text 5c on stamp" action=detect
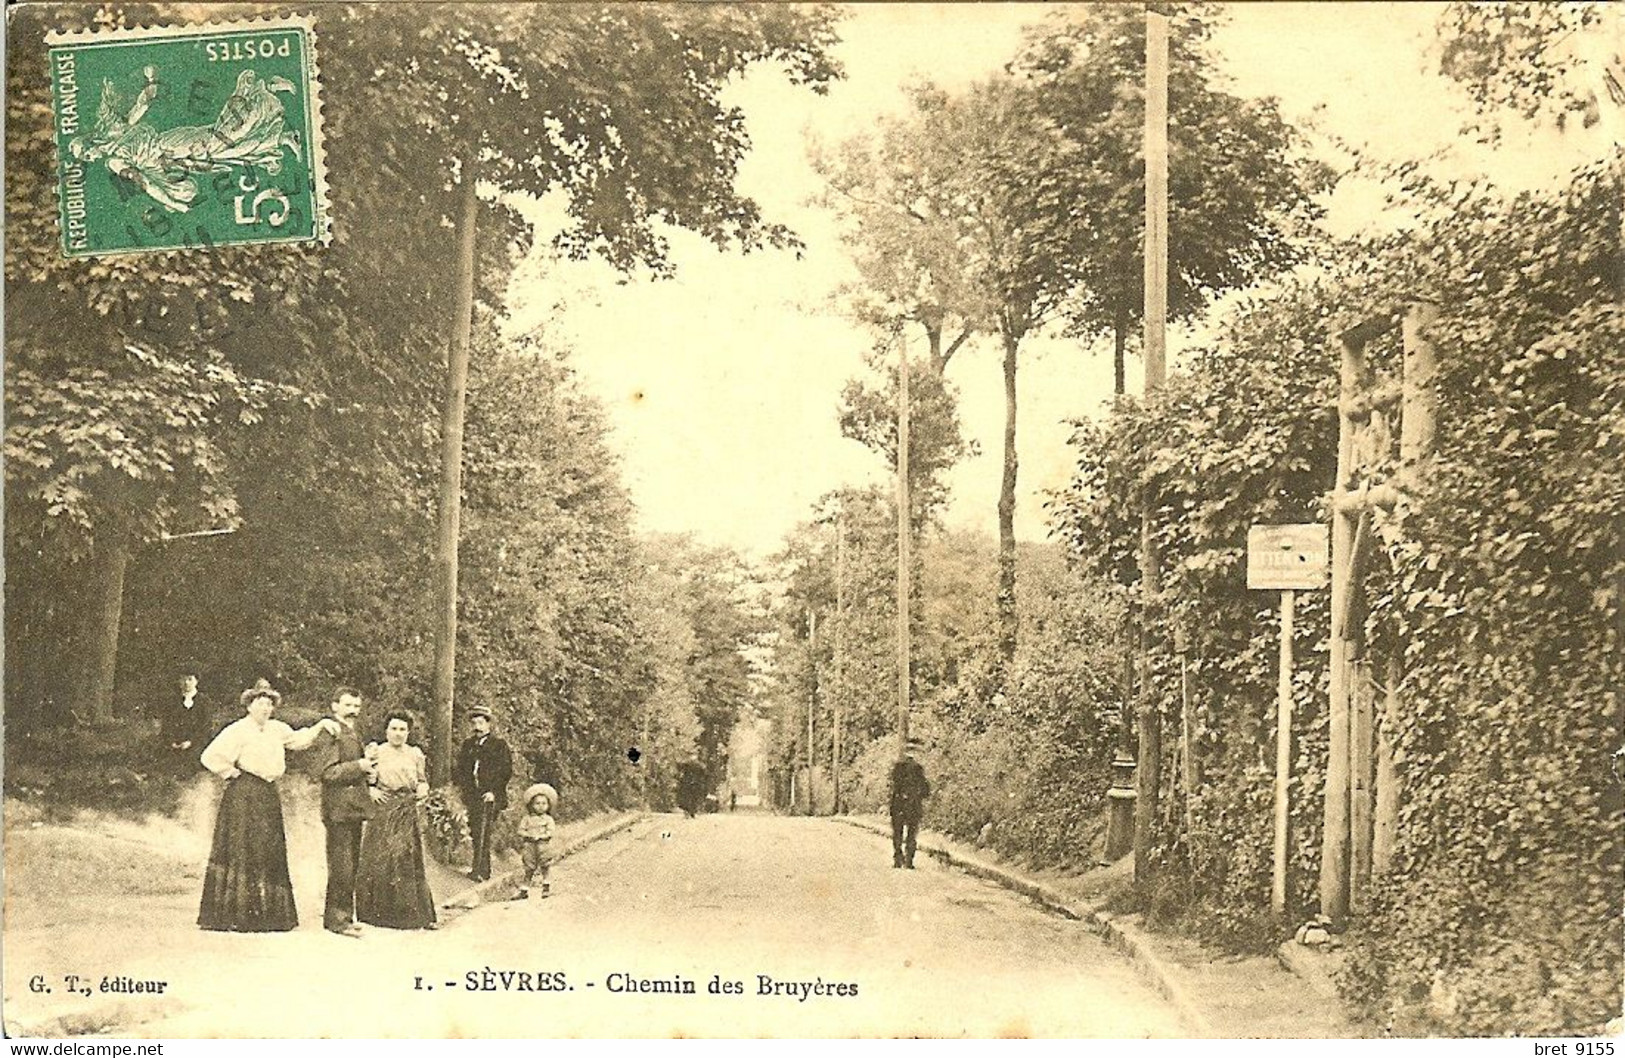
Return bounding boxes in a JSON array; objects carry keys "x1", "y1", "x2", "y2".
[{"x1": 46, "y1": 14, "x2": 330, "y2": 257}]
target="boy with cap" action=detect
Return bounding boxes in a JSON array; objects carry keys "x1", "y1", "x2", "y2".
[
  {"x1": 453, "y1": 704, "x2": 513, "y2": 882},
  {"x1": 516, "y1": 782, "x2": 558, "y2": 899}
]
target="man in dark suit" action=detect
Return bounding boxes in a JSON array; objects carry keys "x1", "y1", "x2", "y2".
[
  {"x1": 889, "y1": 737, "x2": 931, "y2": 869},
  {"x1": 454, "y1": 704, "x2": 512, "y2": 882},
  {"x1": 312, "y1": 686, "x2": 377, "y2": 936},
  {"x1": 160, "y1": 674, "x2": 215, "y2": 774}
]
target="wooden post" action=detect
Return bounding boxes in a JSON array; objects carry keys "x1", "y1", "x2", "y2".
[
  {"x1": 1350, "y1": 658, "x2": 1375, "y2": 913},
  {"x1": 1321, "y1": 332, "x2": 1361, "y2": 927},
  {"x1": 897, "y1": 339, "x2": 911, "y2": 757},
  {"x1": 834, "y1": 516, "x2": 845, "y2": 815},
  {"x1": 1400, "y1": 301, "x2": 1441, "y2": 467},
  {"x1": 1363, "y1": 299, "x2": 1440, "y2": 883},
  {"x1": 1142, "y1": 9, "x2": 1169, "y2": 387},
  {"x1": 1349, "y1": 512, "x2": 1375, "y2": 915},
  {"x1": 430, "y1": 169, "x2": 478, "y2": 782},
  {"x1": 1134, "y1": 4, "x2": 1170, "y2": 889},
  {"x1": 808, "y1": 607, "x2": 817, "y2": 816},
  {"x1": 1135, "y1": 507, "x2": 1164, "y2": 885},
  {"x1": 1176, "y1": 622, "x2": 1195, "y2": 835},
  {"x1": 1273, "y1": 589, "x2": 1295, "y2": 918},
  {"x1": 641, "y1": 700, "x2": 652, "y2": 810},
  {"x1": 1372, "y1": 652, "x2": 1403, "y2": 877}
]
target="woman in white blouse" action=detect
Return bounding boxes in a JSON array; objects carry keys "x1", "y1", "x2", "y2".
[{"x1": 197, "y1": 679, "x2": 337, "y2": 932}]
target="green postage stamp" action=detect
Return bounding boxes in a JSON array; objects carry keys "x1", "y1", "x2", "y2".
[{"x1": 47, "y1": 15, "x2": 329, "y2": 256}]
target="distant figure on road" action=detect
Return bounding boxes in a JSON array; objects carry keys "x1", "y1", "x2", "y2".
[
  {"x1": 355, "y1": 710, "x2": 436, "y2": 930},
  {"x1": 676, "y1": 757, "x2": 707, "y2": 818},
  {"x1": 197, "y1": 679, "x2": 337, "y2": 932},
  {"x1": 310, "y1": 686, "x2": 378, "y2": 937},
  {"x1": 730, "y1": 790, "x2": 737, "y2": 812},
  {"x1": 889, "y1": 738, "x2": 931, "y2": 869},
  {"x1": 454, "y1": 704, "x2": 513, "y2": 882},
  {"x1": 516, "y1": 782, "x2": 557, "y2": 899}
]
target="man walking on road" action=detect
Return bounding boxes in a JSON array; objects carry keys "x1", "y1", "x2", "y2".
[
  {"x1": 889, "y1": 737, "x2": 930, "y2": 869},
  {"x1": 313, "y1": 686, "x2": 377, "y2": 937},
  {"x1": 454, "y1": 705, "x2": 513, "y2": 882}
]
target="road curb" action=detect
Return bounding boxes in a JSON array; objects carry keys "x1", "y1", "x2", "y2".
[
  {"x1": 441, "y1": 811, "x2": 647, "y2": 910},
  {"x1": 835, "y1": 816, "x2": 1218, "y2": 1038}
]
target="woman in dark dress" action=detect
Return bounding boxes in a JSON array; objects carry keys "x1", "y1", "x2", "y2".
[
  {"x1": 355, "y1": 710, "x2": 437, "y2": 929},
  {"x1": 197, "y1": 679, "x2": 334, "y2": 931}
]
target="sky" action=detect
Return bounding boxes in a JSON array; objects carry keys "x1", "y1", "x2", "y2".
[{"x1": 509, "y1": 3, "x2": 1614, "y2": 559}]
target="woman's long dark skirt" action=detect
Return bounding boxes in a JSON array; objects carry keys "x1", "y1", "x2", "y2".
[
  {"x1": 356, "y1": 795, "x2": 437, "y2": 929},
  {"x1": 198, "y1": 774, "x2": 298, "y2": 932}
]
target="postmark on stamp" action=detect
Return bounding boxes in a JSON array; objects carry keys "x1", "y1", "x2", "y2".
[{"x1": 46, "y1": 15, "x2": 329, "y2": 257}]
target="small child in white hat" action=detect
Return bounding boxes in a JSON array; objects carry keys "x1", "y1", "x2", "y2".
[{"x1": 517, "y1": 782, "x2": 558, "y2": 899}]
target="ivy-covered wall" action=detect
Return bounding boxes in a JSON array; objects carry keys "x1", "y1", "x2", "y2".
[{"x1": 1053, "y1": 156, "x2": 1623, "y2": 1033}]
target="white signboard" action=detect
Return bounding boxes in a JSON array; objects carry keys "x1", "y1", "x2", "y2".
[{"x1": 1247, "y1": 523, "x2": 1329, "y2": 590}]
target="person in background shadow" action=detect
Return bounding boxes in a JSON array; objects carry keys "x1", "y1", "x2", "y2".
[
  {"x1": 311, "y1": 686, "x2": 377, "y2": 937},
  {"x1": 889, "y1": 737, "x2": 931, "y2": 869},
  {"x1": 676, "y1": 756, "x2": 707, "y2": 818},
  {"x1": 453, "y1": 704, "x2": 512, "y2": 882},
  {"x1": 162, "y1": 673, "x2": 215, "y2": 775}
]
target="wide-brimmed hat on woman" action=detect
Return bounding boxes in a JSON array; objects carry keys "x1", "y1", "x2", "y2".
[{"x1": 239, "y1": 678, "x2": 282, "y2": 707}]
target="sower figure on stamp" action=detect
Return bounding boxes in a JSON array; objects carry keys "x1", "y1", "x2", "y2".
[
  {"x1": 889, "y1": 737, "x2": 930, "y2": 869},
  {"x1": 454, "y1": 704, "x2": 512, "y2": 882},
  {"x1": 311, "y1": 686, "x2": 377, "y2": 937}
]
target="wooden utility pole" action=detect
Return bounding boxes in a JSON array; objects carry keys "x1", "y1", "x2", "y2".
[
  {"x1": 430, "y1": 170, "x2": 478, "y2": 782},
  {"x1": 1321, "y1": 330, "x2": 1358, "y2": 925},
  {"x1": 1176, "y1": 622, "x2": 1196, "y2": 836},
  {"x1": 897, "y1": 339, "x2": 912, "y2": 757},
  {"x1": 1134, "y1": 6, "x2": 1170, "y2": 887},
  {"x1": 834, "y1": 513, "x2": 846, "y2": 815},
  {"x1": 808, "y1": 607, "x2": 817, "y2": 815}
]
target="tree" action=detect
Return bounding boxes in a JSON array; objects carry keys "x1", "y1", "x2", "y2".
[
  {"x1": 641, "y1": 536, "x2": 759, "y2": 795},
  {"x1": 815, "y1": 86, "x2": 992, "y2": 372},
  {"x1": 3, "y1": 3, "x2": 844, "y2": 747},
  {"x1": 3, "y1": 345, "x2": 306, "y2": 722},
  {"x1": 937, "y1": 77, "x2": 1078, "y2": 670},
  {"x1": 820, "y1": 74, "x2": 1079, "y2": 671},
  {"x1": 837, "y1": 344, "x2": 976, "y2": 531},
  {"x1": 1436, "y1": 2, "x2": 1622, "y2": 140},
  {"x1": 1015, "y1": 4, "x2": 1329, "y2": 394}
]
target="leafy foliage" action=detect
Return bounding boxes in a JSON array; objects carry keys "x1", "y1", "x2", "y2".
[
  {"x1": 5, "y1": 2, "x2": 838, "y2": 839},
  {"x1": 1435, "y1": 2, "x2": 1620, "y2": 139},
  {"x1": 1053, "y1": 155, "x2": 1623, "y2": 1034},
  {"x1": 837, "y1": 348, "x2": 977, "y2": 529},
  {"x1": 1015, "y1": 2, "x2": 1331, "y2": 392}
]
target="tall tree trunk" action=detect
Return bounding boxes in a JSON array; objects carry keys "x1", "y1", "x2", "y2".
[
  {"x1": 996, "y1": 326, "x2": 1020, "y2": 670},
  {"x1": 1113, "y1": 312, "x2": 1127, "y2": 397},
  {"x1": 80, "y1": 537, "x2": 129, "y2": 723},
  {"x1": 431, "y1": 168, "x2": 478, "y2": 783}
]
